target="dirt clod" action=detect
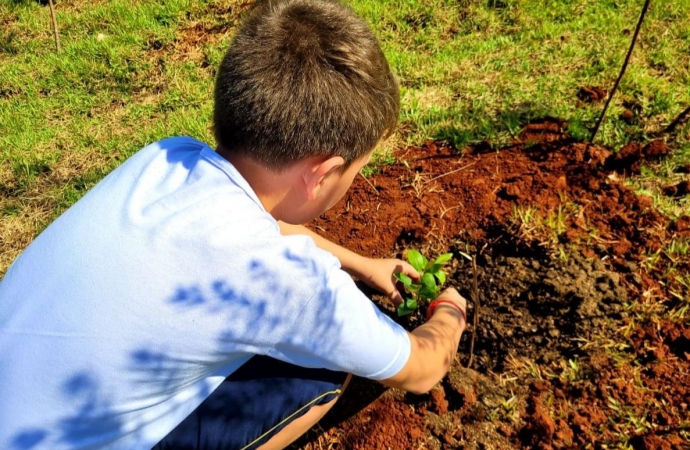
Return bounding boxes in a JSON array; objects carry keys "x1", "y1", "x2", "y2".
[
  {"x1": 662, "y1": 180, "x2": 690, "y2": 197},
  {"x1": 577, "y1": 86, "x2": 606, "y2": 103}
]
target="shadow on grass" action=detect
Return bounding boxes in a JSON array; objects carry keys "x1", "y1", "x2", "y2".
[
  {"x1": 8, "y1": 0, "x2": 51, "y2": 5},
  {"x1": 426, "y1": 101, "x2": 582, "y2": 150}
]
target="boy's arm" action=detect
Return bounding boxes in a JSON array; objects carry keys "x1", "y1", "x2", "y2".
[
  {"x1": 278, "y1": 222, "x2": 419, "y2": 304},
  {"x1": 279, "y1": 222, "x2": 466, "y2": 394},
  {"x1": 278, "y1": 222, "x2": 365, "y2": 276},
  {"x1": 381, "y1": 288, "x2": 467, "y2": 394}
]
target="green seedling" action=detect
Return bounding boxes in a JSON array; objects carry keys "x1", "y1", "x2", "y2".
[{"x1": 394, "y1": 249, "x2": 453, "y2": 316}]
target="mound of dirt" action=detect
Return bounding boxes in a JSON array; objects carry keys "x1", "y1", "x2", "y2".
[{"x1": 297, "y1": 119, "x2": 689, "y2": 449}]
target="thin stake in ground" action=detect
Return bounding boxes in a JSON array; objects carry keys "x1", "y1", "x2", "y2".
[
  {"x1": 466, "y1": 255, "x2": 480, "y2": 369},
  {"x1": 48, "y1": 0, "x2": 61, "y2": 52},
  {"x1": 590, "y1": 0, "x2": 650, "y2": 143}
]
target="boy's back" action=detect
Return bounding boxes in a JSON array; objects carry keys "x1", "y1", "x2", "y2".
[{"x1": 0, "y1": 137, "x2": 409, "y2": 449}]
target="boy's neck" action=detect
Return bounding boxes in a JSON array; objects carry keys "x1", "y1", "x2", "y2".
[{"x1": 217, "y1": 148, "x2": 295, "y2": 221}]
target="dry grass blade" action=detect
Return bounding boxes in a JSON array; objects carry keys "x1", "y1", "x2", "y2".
[
  {"x1": 425, "y1": 161, "x2": 476, "y2": 184},
  {"x1": 358, "y1": 172, "x2": 379, "y2": 195}
]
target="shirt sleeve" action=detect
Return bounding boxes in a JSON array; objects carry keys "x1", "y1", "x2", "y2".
[{"x1": 266, "y1": 260, "x2": 411, "y2": 380}]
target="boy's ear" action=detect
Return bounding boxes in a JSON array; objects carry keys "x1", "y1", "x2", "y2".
[{"x1": 302, "y1": 156, "x2": 345, "y2": 200}]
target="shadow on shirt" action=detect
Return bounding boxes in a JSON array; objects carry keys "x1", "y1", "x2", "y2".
[{"x1": 10, "y1": 250, "x2": 345, "y2": 449}]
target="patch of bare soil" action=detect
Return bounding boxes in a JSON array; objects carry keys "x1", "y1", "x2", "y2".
[
  {"x1": 453, "y1": 252, "x2": 628, "y2": 372},
  {"x1": 291, "y1": 118, "x2": 689, "y2": 449},
  {"x1": 145, "y1": 0, "x2": 252, "y2": 68}
]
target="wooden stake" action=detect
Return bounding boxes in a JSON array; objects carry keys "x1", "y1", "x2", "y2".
[
  {"x1": 590, "y1": 0, "x2": 650, "y2": 143},
  {"x1": 466, "y1": 255, "x2": 480, "y2": 369},
  {"x1": 48, "y1": 0, "x2": 61, "y2": 53}
]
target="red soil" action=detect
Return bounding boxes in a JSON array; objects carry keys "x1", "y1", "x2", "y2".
[{"x1": 292, "y1": 119, "x2": 689, "y2": 449}]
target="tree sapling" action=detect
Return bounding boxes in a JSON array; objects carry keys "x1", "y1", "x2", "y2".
[{"x1": 395, "y1": 249, "x2": 453, "y2": 316}]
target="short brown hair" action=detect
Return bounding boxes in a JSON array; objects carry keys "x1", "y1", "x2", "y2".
[{"x1": 213, "y1": 0, "x2": 399, "y2": 169}]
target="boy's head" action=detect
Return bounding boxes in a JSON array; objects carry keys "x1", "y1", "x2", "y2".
[{"x1": 213, "y1": 0, "x2": 399, "y2": 171}]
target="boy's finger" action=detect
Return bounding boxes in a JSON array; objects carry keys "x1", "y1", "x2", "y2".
[{"x1": 401, "y1": 261, "x2": 420, "y2": 280}]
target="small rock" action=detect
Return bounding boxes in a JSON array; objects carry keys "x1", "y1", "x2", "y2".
[{"x1": 620, "y1": 108, "x2": 634, "y2": 123}]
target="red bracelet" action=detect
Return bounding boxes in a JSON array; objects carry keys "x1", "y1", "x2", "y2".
[{"x1": 426, "y1": 299, "x2": 467, "y2": 323}]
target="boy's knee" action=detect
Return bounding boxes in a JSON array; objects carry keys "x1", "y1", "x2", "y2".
[{"x1": 255, "y1": 373, "x2": 353, "y2": 450}]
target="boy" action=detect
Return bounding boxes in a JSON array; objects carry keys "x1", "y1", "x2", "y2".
[{"x1": 0, "y1": 0, "x2": 467, "y2": 449}]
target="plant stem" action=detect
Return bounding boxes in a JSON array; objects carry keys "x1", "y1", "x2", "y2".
[
  {"x1": 48, "y1": 0, "x2": 61, "y2": 53},
  {"x1": 466, "y1": 255, "x2": 480, "y2": 369},
  {"x1": 589, "y1": 0, "x2": 650, "y2": 143}
]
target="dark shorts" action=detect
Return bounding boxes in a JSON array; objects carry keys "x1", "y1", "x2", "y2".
[{"x1": 152, "y1": 355, "x2": 348, "y2": 450}]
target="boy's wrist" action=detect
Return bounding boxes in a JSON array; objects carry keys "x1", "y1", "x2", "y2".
[{"x1": 427, "y1": 299, "x2": 467, "y2": 324}]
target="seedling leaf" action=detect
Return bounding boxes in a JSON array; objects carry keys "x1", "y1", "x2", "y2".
[
  {"x1": 395, "y1": 272, "x2": 413, "y2": 286},
  {"x1": 425, "y1": 263, "x2": 443, "y2": 275},
  {"x1": 419, "y1": 285, "x2": 438, "y2": 300},
  {"x1": 397, "y1": 299, "x2": 418, "y2": 316},
  {"x1": 407, "y1": 283, "x2": 421, "y2": 293},
  {"x1": 435, "y1": 270, "x2": 446, "y2": 284},
  {"x1": 435, "y1": 253, "x2": 453, "y2": 264},
  {"x1": 421, "y1": 272, "x2": 437, "y2": 290},
  {"x1": 396, "y1": 249, "x2": 452, "y2": 316},
  {"x1": 407, "y1": 250, "x2": 426, "y2": 272}
]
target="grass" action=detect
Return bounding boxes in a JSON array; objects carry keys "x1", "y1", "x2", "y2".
[
  {"x1": 509, "y1": 203, "x2": 580, "y2": 259},
  {"x1": 1, "y1": 0, "x2": 689, "y2": 275},
  {"x1": 350, "y1": 0, "x2": 690, "y2": 148}
]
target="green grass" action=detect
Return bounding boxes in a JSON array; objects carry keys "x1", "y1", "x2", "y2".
[
  {"x1": 350, "y1": 0, "x2": 690, "y2": 149},
  {"x1": 1, "y1": 0, "x2": 690, "y2": 272}
]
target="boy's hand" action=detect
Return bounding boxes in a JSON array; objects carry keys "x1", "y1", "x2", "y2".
[{"x1": 356, "y1": 258, "x2": 420, "y2": 305}]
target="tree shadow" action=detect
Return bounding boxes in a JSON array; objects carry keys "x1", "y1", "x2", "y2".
[
  {"x1": 5, "y1": 140, "x2": 405, "y2": 449},
  {"x1": 8, "y1": 0, "x2": 50, "y2": 6},
  {"x1": 429, "y1": 101, "x2": 572, "y2": 150},
  {"x1": 7, "y1": 248, "x2": 347, "y2": 449}
]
